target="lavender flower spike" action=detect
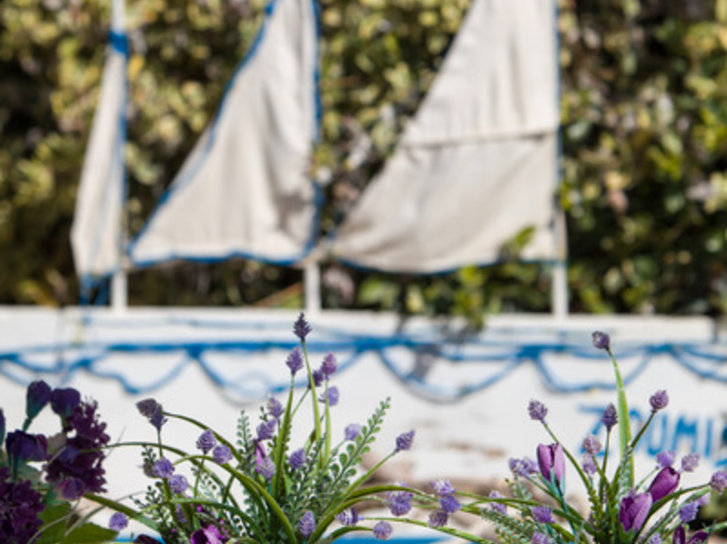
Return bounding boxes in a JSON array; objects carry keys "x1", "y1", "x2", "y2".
[
  {"x1": 293, "y1": 313, "x2": 312, "y2": 341},
  {"x1": 582, "y1": 434, "x2": 602, "y2": 456},
  {"x1": 395, "y1": 430, "x2": 415, "y2": 452},
  {"x1": 531, "y1": 506, "x2": 554, "y2": 524},
  {"x1": 710, "y1": 470, "x2": 727, "y2": 493},
  {"x1": 212, "y1": 445, "x2": 233, "y2": 464},
  {"x1": 592, "y1": 331, "x2": 611, "y2": 350},
  {"x1": 679, "y1": 501, "x2": 699, "y2": 523},
  {"x1": 152, "y1": 457, "x2": 175, "y2": 479},
  {"x1": 532, "y1": 532, "x2": 550, "y2": 544},
  {"x1": 344, "y1": 423, "x2": 362, "y2": 441},
  {"x1": 298, "y1": 511, "x2": 315, "y2": 537},
  {"x1": 656, "y1": 450, "x2": 676, "y2": 468},
  {"x1": 373, "y1": 521, "x2": 393, "y2": 540},
  {"x1": 428, "y1": 510, "x2": 448, "y2": 528},
  {"x1": 528, "y1": 399, "x2": 548, "y2": 422},
  {"x1": 335, "y1": 508, "x2": 360, "y2": 526},
  {"x1": 286, "y1": 347, "x2": 304, "y2": 375},
  {"x1": 601, "y1": 403, "x2": 618, "y2": 430},
  {"x1": 321, "y1": 352, "x2": 337, "y2": 378},
  {"x1": 488, "y1": 490, "x2": 507, "y2": 514},
  {"x1": 289, "y1": 448, "x2": 306, "y2": 470},
  {"x1": 681, "y1": 453, "x2": 699, "y2": 472},
  {"x1": 619, "y1": 491, "x2": 652, "y2": 532},
  {"x1": 649, "y1": 390, "x2": 669, "y2": 412},
  {"x1": 109, "y1": 512, "x2": 129, "y2": 531},
  {"x1": 196, "y1": 430, "x2": 217, "y2": 454}
]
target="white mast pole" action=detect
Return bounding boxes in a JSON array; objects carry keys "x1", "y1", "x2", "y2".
[{"x1": 304, "y1": 262, "x2": 321, "y2": 315}]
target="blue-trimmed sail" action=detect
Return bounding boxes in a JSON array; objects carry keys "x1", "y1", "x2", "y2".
[
  {"x1": 330, "y1": 0, "x2": 560, "y2": 274},
  {"x1": 71, "y1": 0, "x2": 128, "y2": 283},
  {"x1": 129, "y1": 0, "x2": 320, "y2": 268}
]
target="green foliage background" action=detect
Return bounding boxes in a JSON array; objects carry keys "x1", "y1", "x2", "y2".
[{"x1": 3, "y1": 0, "x2": 727, "y2": 319}]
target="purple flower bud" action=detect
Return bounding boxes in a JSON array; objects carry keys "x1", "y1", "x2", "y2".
[
  {"x1": 197, "y1": 430, "x2": 217, "y2": 454},
  {"x1": 6, "y1": 430, "x2": 47, "y2": 462},
  {"x1": 679, "y1": 501, "x2": 698, "y2": 523},
  {"x1": 428, "y1": 510, "x2": 448, "y2": 528},
  {"x1": 59, "y1": 477, "x2": 85, "y2": 500},
  {"x1": 648, "y1": 466, "x2": 680, "y2": 502},
  {"x1": 344, "y1": 423, "x2": 361, "y2": 441},
  {"x1": 169, "y1": 474, "x2": 189, "y2": 494},
  {"x1": 532, "y1": 532, "x2": 551, "y2": 544},
  {"x1": 373, "y1": 521, "x2": 393, "y2": 540},
  {"x1": 190, "y1": 526, "x2": 225, "y2": 544},
  {"x1": 488, "y1": 490, "x2": 507, "y2": 514},
  {"x1": 293, "y1": 313, "x2": 312, "y2": 341},
  {"x1": 256, "y1": 456, "x2": 275, "y2": 481},
  {"x1": 619, "y1": 491, "x2": 652, "y2": 532},
  {"x1": 601, "y1": 403, "x2": 618, "y2": 430},
  {"x1": 311, "y1": 368, "x2": 324, "y2": 387},
  {"x1": 650, "y1": 390, "x2": 669, "y2": 412},
  {"x1": 440, "y1": 493, "x2": 461, "y2": 513},
  {"x1": 387, "y1": 489, "x2": 413, "y2": 516},
  {"x1": 298, "y1": 510, "x2": 315, "y2": 537},
  {"x1": 681, "y1": 453, "x2": 699, "y2": 473},
  {"x1": 710, "y1": 470, "x2": 727, "y2": 493},
  {"x1": 431, "y1": 479, "x2": 456, "y2": 496},
  {"x1": 136, "y1": 398, "x2": 166, "y2": 430},
  {"x1": 395, "y1": 430, "x2": 415, "y2": 452},
  {"x1": 531, "y1": 506, "x2": 554, "y2": 524},
  {"x1": 656, "y1": 450, "x2": 676, "y2": 468},
  {"x1": 109, "y1": 512, "x2": 129, "y2": 532},
  {"x1": 582, "y1": 435, "x2": 602, "y2": 456},
  {"x1": 267, "y1": 397, "x2": 284, "y2": 420},
  {"x1": 256, "y1": 419, "x2": 277, "y2": 441},
  {"x1": 26, "y1": 380, "x2": 51, "y2": 421},
  {"x1": 51, "y1": 388, "x2": 81, "y2": 420},
  {"x1": 582, "y1": 455, "x2": 597, "y2": 476},
  {"x1": 289, "y1": 448, "x2": 306, "y2": 470},
  {"x1": 320, "y1": 386, "x2": 339, "y2": 406},
  {"x1": 286, "y1": 348, "x2": 304, "y2": 375},
  {"x1": 537, "y1": 443, "x2": 565, "y2": 486},
  {"x1": 592, "y1": 331, "x2": 611, "y2": 350},
  {"x1": 335, "y1": 508, "x2": 360, "y2": 526},
  {"x1": 152, "y1": 457, "x2": 175, "y2": 479},
  {"x1": 212, "y1": 445, "x2": 233, "y2": 465},
  {"x1": 509, "y1": 457, "x2": 537, "y2": 479},
  {"x1": 321, "y1": 353, "x2": 337, "y2": 378},
  {"x1": 528, "y1": 399, "x2": 548, "y2": 422}
]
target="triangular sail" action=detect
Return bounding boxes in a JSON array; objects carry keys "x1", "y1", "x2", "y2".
[
  {"x1": 129, "y1": 0, "x2": 320, "y2": 267},
  {"x1": 330, "y1": 0, "x2": 559, "y2": 273},
  {"x1": 70, "y1": 0, "x2": 127, "y2": 284}
]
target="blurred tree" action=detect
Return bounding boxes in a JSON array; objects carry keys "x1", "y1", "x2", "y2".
[{"x1": 2, "y1": 0, "x2": 727, "y2": 320}]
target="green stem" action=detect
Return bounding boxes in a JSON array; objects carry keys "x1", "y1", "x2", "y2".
[{"x1": 607, "y1": 347, "x2": 632, "y2": 486}]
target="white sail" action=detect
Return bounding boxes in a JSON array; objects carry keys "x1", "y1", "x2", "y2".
[
  {"x1": 330, "y1": 0, "x2": 559, "y2": 273},
  {"x1": 129, "y1": 0, "x2": 320, "y2": 267},
  {"x1": 70, "y1": 0, "x2": 127, "y2": 282}
]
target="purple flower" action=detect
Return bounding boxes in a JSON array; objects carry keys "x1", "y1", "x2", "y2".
[
  {"x1": 656, "y1": 450, "x2": 676, "y2": 468},
  {"x1": 26, "y1": 380, "x2": 51, "y2": 421},
  {"x1": 619, "y1": 491, "x2": 652, "y2": 532},
  {"x1": 335, "y1": 508, "x2": 360, "y2": 526},
  {"x1": 650, "y1": 390, "x2": 669, "y2": 412},
  {"x1": 428, "y1": 510, "x2": 448, "y2": 528},
  {"x1": 196, "y1": 430, "x2": 217, "y2": 454},
  {"x1": 293, "y1": 313, "x2": 312, "y2": 341},
  {"x1": 0, "y1": 409, "x2": 4, "y2": 444},
  {"x1": 673, "y1": 526, "x2": 709, "y2": 544},
  {"x1": 431, "y1": 479, "x2": 456, "y2": 496},
  {"x1": 681, "y1": 453, "x2": 699, "y2": 473},
  {"x1": 582, "y1": 455, "x2": 598, "y2": 476},
  {"x1": 190, "y1": 525, "x2": 225, "y2": 544},
  {"x1": 0, "y1": 468, "x2": 44, "y2": 543},
  {"x1": 298, "y1": 510, "x2": 315, "y2": 537},
  {"x1": 6, "y1": 430, "x2": 47, "y2": 462},
  {"x1": 488, "y1": 490, "x2": 507, "y2": 514},
  {"x1": 582, "y1": 435, "x2": 602, "y2": 456},
  {"x1": 320, "y1": 386, "x2": 340, "y2": 406},
  {"x1": 532, "y1": 532, "x2": 551, "y2": 544},
  {"x1": 592, "y1": 331, "x2": 611, "y2": 350},
  {"x1": 531, "y1": 505, "x2": 554, "y2": 524},
  {"x1": 528, "y1": 399, "x2": 548, "y2": 422},
  {"x1": 648, "y1": 536, "x2": 662, "y2": 544},
  {"x1": 601, "y1": 403, "x2": 618, "y2": 430},
  {"x1": 311, "y1": 368, "x2": 325, "y2": 387},
  {"x1": 509, "y1": 457, "x2": 537, "y2": 478},
  {"x1": 289, "y1": 448, "x2": 306, "y2": 470},
  {"x1": 212, "y1": 445, "x2": 233, "y2": 464},
  {"x1": 169, "y1": 474, "x2": 189, "y2": 494},
  {"x1": 59, "y1": 477, "x2": 85, "y2": 500},
  {"x1": 286, "y1": 348, "x2": 304, "y2": 375},
  {"x1": 387, "y1": 489, "x2": 413, "y2": 516},
  {"x1": 373, "y1": 521, "x2": 393, "y2": 540},
  {"x1": 440, "y1": 493, "x2": 461, "y2": 513},
  {"x1": 135, "y1": 398, "x2": 166, "y2": 430},
  {"x1": 395, "y1": 430, "x2": 415, "y2": 452},
  {"x1": 648, "y1": 466, "x2": 680, "y2": 502},
  {"x1": 109, "y1": 512, "x2": 129, "y2": 531},
  {"x1": 256, "y1": 419, "x2": 277, "y2": 441},
  {"x1": 51, "y1": 387, "x2": 81, "y2": 421},
  {"x1": 537, "y1": 443, "x2": 565, "y2": 487},
  {"x1": 152, "y1": 457, "x2": 175, "y2": 479},
  {"x1": 135, "y1": 536, "x2": 164, "y2": 544},
  {"x1": 344, "y1": 423, "x2": 362, "y2": 441},
  {"x1": 321, "y1": 352, "x2": 338, "y2": 378},
  {"x1": 256, "y1": 456, "x2": 275, "y2": 481},
  {"x1": 710, "y1": 470, "x2": 727, "y2": 493},
  {"x1": 267, "y1": 397, "x2": 284, "y2": 420},
  {"x1": 679, "y1": 501, "x2": 699, "y2": 523}
]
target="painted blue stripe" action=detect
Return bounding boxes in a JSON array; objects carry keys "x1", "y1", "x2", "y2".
[{"x1": 128, "y1": 0, "x2": 323, "y2": 269}]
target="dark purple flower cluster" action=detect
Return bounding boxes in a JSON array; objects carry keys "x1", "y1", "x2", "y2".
[
  {"x1": 394, "y1": 430, "x2": 415, "y2": 452},
  {"x1": 136, "y1": 398, "x2": 167, "y2": 430},
  {"x1": 0, "y1": 467, "x2": 44, "y2": 544},
  {"x1": 293, "y1": 313, "x2": 312, "y2": 341}
]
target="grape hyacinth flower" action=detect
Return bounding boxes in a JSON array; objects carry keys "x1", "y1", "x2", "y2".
[
  {"x1": 537, "y1": 443, "x2": 565, "y2": 487},
  {"x1": 169, "y1": 474, "x2": 189, "y2": 495},
  {"x1": 196, "y1": 430, "x2": 217, "y2": 454},
  {"x1": 648, "y1": 466, "x2": 680, "y2": 502},
  {"x1": 373, "y1": 520, "x2": 393, "y2": 540},
  {"x1": 109, "y1": 512, "x2": 129, "y2": 532},
  {"x1": 619, "y1": 491, "x2": 652, "y2": 532},
  {"x1": 680, "y1": 453, "x2": 699, "y2": 473},
  {"x1": 386, "y1": 488, "x2": 413, "y2": 516},
  {"x1": 601, "y1": 403, "x2": 618, "y2": 430},
  {"x1": 592, "y1": 331, "x2": 611, "y2": 350},
  {"x1": 286, "y1": 347, "x2": 304, "y2": 375},
  {"x1": 298, "y1": 510, "x2": 315, "y2": 537},
  {"x1": 293, "y1": 313, "x2": 312, "y2": 341},
  {"x1": 531, "y1": 505, "x2": 554, "y2": 524},
  {"x1": 650, "y1": 390, "x2": 669, "y2": 412},
  {"x1": 212, "y1": 445, "x2": 233, "y2": 465},
  {"x1": 528, "y1": 399, "x2": 548, "y2": 422},
  {"x1": 395, "y1": 430, "x2": 415, "y2": 452},
  {"x1": 152, "y1": 457, "x2": 175, "y2": 479},
  {"x1": 344, "y1": 423, "x2": 361, "y2": 441}
]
